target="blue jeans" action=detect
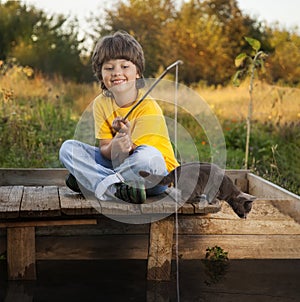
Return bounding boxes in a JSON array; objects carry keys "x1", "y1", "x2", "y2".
[{"x1": 59, "y1": 140, "x2": 168, "y2": 200}]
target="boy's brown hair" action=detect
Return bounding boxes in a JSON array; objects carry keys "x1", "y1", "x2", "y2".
[{"x1": 92, "y1": 31, "x2": 145, "y2": 93}]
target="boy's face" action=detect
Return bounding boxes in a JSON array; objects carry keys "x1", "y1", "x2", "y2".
[{"x1": 101, "y1": 59, "x2": 140, "y2": 93}]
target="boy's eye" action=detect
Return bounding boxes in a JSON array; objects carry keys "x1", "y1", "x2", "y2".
[{"x1": 104, "y1": 66, "x2": 113, "y2": 70}]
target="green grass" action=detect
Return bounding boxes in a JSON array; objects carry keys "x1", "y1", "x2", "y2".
[{"x1": 0, "y1": 93, "x2": 77, "y2": 167}]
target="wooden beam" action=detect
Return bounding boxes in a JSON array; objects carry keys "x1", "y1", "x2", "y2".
[
  {"x1": 0, "y1": 219, "x2": 97, "y2": 228},
  {"x1": 147, "y1": 216, "x2": 174, "y2": 281},
  {"x1": 175, "y1": 234, "x2": 300, "y2": 259},
  {"x1": 0, "y1": 168, "x2": 67, "y2": 186},
  {"x1": 7, "y1": 227, "x2": 36, "y2": 280},
  {"x1": 248, "y1": 173, "x2": 300, "y2": 202},
  {"x1": 36, "y1": 235, "x2": 149, "y2": 260}
]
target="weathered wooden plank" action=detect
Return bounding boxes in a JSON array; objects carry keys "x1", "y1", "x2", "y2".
[
  {"x1": 180, "y1": 203, "x2": 195, "y2": 214},
  {"x1": 59, "y1": 186, "x2": 101, "y2": 215},
  {"x1": 36, "y1": 235, "x2": 149, "y2": 260},
  {"x1": 7, "y1": 227, "x2": 36, "y2": 280},
  {"x1": 0, "y1": 219, "x2": 97, "y2": 228},
  {"x1": 175, "y1": 234, "x2": 300, "y2": 259},
  {"x1": 225, "y1": 169, "x2": 249, "y2": 190},
  {"x1": 34, "y1": 233, "x2": 300, "y2": 261},
  {"x1": 271, "y1": 199, "x2": 300, "y2": 224},
  {"x1": 147, "y1": 216, "x2": 174, "y2": 281},
  {"x1": 0, "y1": 168, "x2": 248, "y2": 187},
  {"x1": 208, "y1": 199, "x2": 297, "y2": 221},
  {"x1": 0, "y1": 168, "x2": 67, "y2": 186},
  {"x1": 35, "y1": 217, "x2": 149, "y2": 236},
  {"x1": 248, "y1": 173, "x2": 300, "y2": 202},
  {"x1": 177, "y1": 214, "x2": 300, "y2": 236},
  {"x1": 194, "y1": 199, "x2": 221, "y2": 214},
  {"x1": 20, "y1": 186, "x2": 60, "y2": 217},
  {"x1": 235, "y1": 178, "x2": 249, "y2": 192},
  {"x1": 0, "y1": 186, "x2": 23, "y2": 219},
  {"x1": 99, "y1": 200, "x2": 142, "y2": 215},
  {"x1": 146, "y1": 282, "x2": 171, "y2": 302},
  {"x1": 141, "y1": 199, "x2": 177, "y2": 215}
]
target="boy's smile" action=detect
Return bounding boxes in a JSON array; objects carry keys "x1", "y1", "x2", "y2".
[{"x1": 102, "y1": 59, "x2": 140, "y2": 90}]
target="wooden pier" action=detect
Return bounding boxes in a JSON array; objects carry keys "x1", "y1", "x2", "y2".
[{"x1": 0, "y1": 168, "x2": 299, "y2": 281}]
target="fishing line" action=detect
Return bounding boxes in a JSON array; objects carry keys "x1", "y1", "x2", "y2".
[{"x1": 174, "y1": 62, "x2": 181, "y2": 302}]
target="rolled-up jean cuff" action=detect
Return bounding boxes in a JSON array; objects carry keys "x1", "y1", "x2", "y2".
[{"x1": 95, "y1": 173, "x2": 123, "y2": 199}]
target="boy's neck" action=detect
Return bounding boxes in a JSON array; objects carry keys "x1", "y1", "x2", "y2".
[{"x1": 113, "y1": 88, "x2": 138, "y2": 108}]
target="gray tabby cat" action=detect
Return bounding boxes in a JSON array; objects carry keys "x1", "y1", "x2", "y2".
[{"x1": 140, "y1": 162, "x2": 256, "y2": 219}]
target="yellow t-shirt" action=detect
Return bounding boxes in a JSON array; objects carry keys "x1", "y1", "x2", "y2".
[{"x1": 93, "y1": 91, "x2": 179, "y2": 172}]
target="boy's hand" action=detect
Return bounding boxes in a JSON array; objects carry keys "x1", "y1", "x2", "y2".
[
  {"x1": 112, "y1": 117, "x2": 130, "y2": 133},
  {"x1": 112, "y1": 131, "x2": 132, "y2": 154},
  {"x1": 111, "y1": 117, "x2": 133, "y2": 163}
]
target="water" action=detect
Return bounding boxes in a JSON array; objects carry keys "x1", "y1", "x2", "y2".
[{"x1": 1, "y1": 259, "x2": 300, "y2": 302}]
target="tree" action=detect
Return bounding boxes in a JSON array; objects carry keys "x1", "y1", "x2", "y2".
[
  {"x1": 0, "y1": 1, "x2": 87, "y2": 81},
  {"x1": 265, "y1": 27, "x2": 300, "y2": 86},
  {"x1": 160, "y1": 0, "x2": 263, "y2": 84},
  {"x1": 89, "y1": 0, "x2": 176, "y2": 77}
]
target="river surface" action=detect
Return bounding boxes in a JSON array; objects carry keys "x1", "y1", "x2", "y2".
[{"x1": 1, "y1": 259, "x2": 300, "y2": 301}]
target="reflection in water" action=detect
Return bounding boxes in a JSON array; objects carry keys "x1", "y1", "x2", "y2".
[
  {"x1": 1, "y1": 259, "x2": 300, "y2": 302},
  {"x1": 202, "y1": 246, "x2": 230, "y2": 286}
]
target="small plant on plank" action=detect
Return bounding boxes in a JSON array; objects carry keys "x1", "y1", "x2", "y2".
[
  {"x1": 202, "y1": 245, "x2": 229, "y2": 286},
  {"x1": 233, "y1": 37, "x2": 267, "y2": 169}
]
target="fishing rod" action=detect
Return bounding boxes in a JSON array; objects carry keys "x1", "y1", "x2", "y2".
[{"x1": 113, "y1": 60, "x2": 183, "y2": 132}]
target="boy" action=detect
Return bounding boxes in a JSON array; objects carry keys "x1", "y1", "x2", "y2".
[{"x1": 59, "y1": 31, "x2": 178, "y2": 203}]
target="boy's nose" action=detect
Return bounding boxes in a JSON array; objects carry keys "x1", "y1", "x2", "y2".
[{"x1": 112, "y1": 66, "x2": 122, "y2": 76}]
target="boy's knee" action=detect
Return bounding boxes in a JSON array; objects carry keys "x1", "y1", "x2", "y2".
[
  {"x1": 59, "y1": 139, "x2": 76, "y2": 162},
  {"x1": 133, "y1": 145, "x2": 167, "y2": 174}
]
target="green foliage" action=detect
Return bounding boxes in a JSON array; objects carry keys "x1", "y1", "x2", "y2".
[
  {"x1": 0, "y1": 87, "x2": 77, "y2": 168},
  {"x1": 0, "y1": 1, "x2": 89, "y2": 82},
  {"x1": 265, "y1": 27, "x2": 300, "y2": 86},
  {"x1": 205, "y1": 245, "x2": 229, "y2": 261},
  {"x1": 1, "y1": 0, "x2": 300, "y2": 86},
  {"x1": 0, "y1": 251, "x2": 6, "y2": 260},
  {"x1": 245, "y1": 36, "x2": 261, "y2": 51},
  {"x1": 233, "y1": 36, "x2": 266, "y2": 86},
  {"x1": 251, "y1": 122, "x2": 300, "y2": 195},
  {"x1": 90, "y1": 0, "x2": 176, "y2": 77},
  {"x1": 89, "y1": 0, "x2": 264, "y2": 84},
  {"x1": 202, "y1": 245, "x2": 229, "y2": 286}
]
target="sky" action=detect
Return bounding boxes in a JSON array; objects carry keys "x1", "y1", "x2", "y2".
[
  {"x1": 19, "y1": 0, "x2": 300, "y2": 31},
  {"x1": 20, "y1": 0, "x2": 300, "y2": 48}
]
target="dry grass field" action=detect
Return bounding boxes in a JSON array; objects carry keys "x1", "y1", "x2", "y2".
[{"x1": 196, "y1": 81, "x2": 300, "y2": 124}]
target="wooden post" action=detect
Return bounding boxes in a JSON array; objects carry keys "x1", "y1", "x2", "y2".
[
  {"x1": 147, "y1": 216, "x2": 174, "y2": 281},
  {"x1": 146, "y1": 281, "x2": 171, "y2": 302},
  {"x1": 7, "y1": 227, "x2": 36, "y2": 280},
  {"x1": 4, "y1": 282, "x2": 33, "y2": 302}
]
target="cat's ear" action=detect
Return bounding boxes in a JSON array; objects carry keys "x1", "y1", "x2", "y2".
[{"x1": 237, "y1": 192, "x2": 256, "y2": 201}]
